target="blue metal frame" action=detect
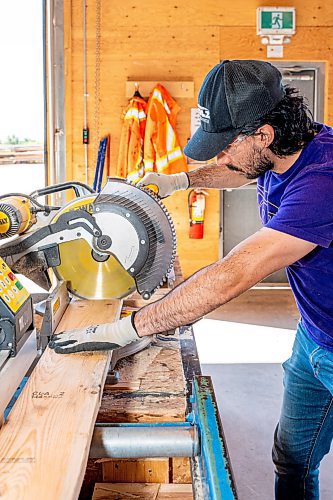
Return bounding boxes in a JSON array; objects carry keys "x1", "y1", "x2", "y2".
[{"x1": 188, "y1": 375, "x2": 238, "y2": 499}]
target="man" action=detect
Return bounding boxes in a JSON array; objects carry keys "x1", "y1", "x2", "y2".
[{"x1": 49, "y1": 60, "x2": 333, "y2": 499}]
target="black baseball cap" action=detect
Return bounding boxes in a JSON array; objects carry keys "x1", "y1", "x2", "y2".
[{"x1": 184, "y1": 60, "x2": 285, "y2": 161}]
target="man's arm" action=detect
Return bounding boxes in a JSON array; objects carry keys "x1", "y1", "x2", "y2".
[
  {"x1": 137, "y1": 164, "x2": 251, "y2": 197},
  {"x1": 188, "y1": 163, "x2": 253, "y2": 189},
  {"x1": 50, "y1": 228, "x2": 316, "y2": 354},
  {"x1": 134, "y1": 228, "x2": 316, "y2": 336}
]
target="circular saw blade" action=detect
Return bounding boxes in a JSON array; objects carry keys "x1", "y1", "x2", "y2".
[
  {"x1": 54, "y1": 239, "x2": 136, "y2": 300},
  {"x1": 93, "y1": 179, "x2": 177, "y2": 299},
  {"x1": 50, "y1": 181, "x2": 176, "y2": 300}
]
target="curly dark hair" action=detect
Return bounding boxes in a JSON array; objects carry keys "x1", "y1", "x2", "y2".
[{"x1": 240, "y1": 86, "x2": 316, "y2": 157}]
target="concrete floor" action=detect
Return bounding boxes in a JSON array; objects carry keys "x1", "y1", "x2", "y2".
[{"x1": 194, "y1": 288, "x2": 333, "y2": 500}]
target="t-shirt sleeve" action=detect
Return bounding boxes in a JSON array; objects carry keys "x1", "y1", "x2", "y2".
[{"x1": 265, "y1": 170, "x2": 333, "y2": 248}]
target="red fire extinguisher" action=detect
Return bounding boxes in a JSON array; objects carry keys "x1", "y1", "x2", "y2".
[{"x1": 188, "y1": 189, "x2": 208, "y2": 239}]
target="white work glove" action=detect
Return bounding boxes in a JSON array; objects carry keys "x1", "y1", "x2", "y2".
[
  {"x1": 137, "y1": 172, "x2": 189, "y2": 198},
  {"x1": 48, "y1": 314, "x2": 140, "y2": 354}
]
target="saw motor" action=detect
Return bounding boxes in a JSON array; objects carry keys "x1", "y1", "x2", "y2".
[{"x1": 0, "y1": 196, "x2": 36, "y2": 238}]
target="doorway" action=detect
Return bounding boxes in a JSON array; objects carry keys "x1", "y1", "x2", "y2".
[{"x1": 0, "y1": 0, "x2": 46, "y2": 196}]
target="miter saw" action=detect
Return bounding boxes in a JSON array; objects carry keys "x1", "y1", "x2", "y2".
[{"x1": 0, "y1": 178, "x2": 176, "y2": 358}]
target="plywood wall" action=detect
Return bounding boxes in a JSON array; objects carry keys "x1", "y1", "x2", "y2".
[{"x1": 64, "y1": 0, "x2": 331, "y2": 278}]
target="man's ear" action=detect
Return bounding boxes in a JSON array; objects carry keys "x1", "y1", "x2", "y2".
[{"x1": 257, "y1": 124, "x2": 274, "y2": 148}]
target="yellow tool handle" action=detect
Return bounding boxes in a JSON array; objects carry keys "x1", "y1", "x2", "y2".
[{"x1": 145, "y1": 184, "x2": 159, "y2": 195}]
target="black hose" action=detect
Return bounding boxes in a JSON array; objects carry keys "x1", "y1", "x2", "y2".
[{"x1": 0, "y1": 193, "x2": 60, "y2": 212}]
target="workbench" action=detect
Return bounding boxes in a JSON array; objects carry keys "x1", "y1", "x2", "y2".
[
  {"x1": 80, "y1": 259, "x2": 198, "y2": 499},
  {"x1": 0, "y1": 258, "x2": 237, "y2": 500}
]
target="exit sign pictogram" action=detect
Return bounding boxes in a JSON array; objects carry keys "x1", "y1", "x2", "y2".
[{"x1": 257, "y1": 7, "x2": 296, "y2": 35}]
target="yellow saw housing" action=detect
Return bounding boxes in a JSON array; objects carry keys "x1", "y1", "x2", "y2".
[{"x1": 0, "y1": 196, "x2": 36, "y2": 238}]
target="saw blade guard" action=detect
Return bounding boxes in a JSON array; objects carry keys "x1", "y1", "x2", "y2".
[{"x1": 51, "y1": 179, "x2": 176, "y2": 300}]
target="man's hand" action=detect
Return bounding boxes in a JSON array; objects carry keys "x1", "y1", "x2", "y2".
[
  {"x1": 48, "y1": 314, "x2": 140, "y2": 354},
  {"x1": 137, "y1": 172, "x2": 189, "y2": 198}
]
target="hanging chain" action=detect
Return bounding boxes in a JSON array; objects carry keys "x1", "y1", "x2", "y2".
[{"x1": 93, "y1": 0, "x2": 101, "y2": 170}]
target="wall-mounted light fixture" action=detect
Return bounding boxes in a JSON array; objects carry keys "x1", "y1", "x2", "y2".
[{"x1": 257, "y1": 7, "x2": 296, "y2": 58}]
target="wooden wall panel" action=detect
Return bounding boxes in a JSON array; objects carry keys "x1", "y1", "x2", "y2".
[
  {"x1": 218, "y1": 27, "x2": 331, "y2": 122},
  {"x1": 69, "y1": 23, "x2": 220, "y2": 181},
  {"x1": 64, "y1": 0, "x2": 332, "y2": 277},
  {"x1": 85, "y1": 1, "x2": 333, "y2": 28},
  {"x1": 163, "y1": 190, "x2": 219, "y2": 279}
]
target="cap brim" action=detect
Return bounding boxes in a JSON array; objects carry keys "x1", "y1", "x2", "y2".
[{"x1": 184, "y1": 127, "x2": 241, "y2": 161}]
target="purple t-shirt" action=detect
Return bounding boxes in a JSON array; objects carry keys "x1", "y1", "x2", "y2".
[{"x1": 257, "y1": 124, "x2": 333, "y2": 351}]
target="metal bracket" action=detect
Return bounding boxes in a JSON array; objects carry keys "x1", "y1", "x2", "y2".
[
  {"x1": 189, "y1": 376, "x2": 238, "y2": 499},
  {"x1": 0, "y1": 329, "x2": 37, "y2": 427},
  {"x1": 38, "y1": 280, "x2": 70, "y2": 350}
]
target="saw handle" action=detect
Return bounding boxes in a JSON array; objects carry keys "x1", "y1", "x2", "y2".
[{"x1": 30, "y1": 182, "x2": 95, "y2": 201}]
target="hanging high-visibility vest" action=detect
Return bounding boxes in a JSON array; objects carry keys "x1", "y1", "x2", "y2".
[
  {"x1": 144, "y1": 84, "x2": 188, "y2": 175},
  {"x1": 116, "y1": 96, "x2": 147, "y2": 181}
]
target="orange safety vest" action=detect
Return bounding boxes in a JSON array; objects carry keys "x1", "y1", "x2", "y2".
[
  {"x1": 144, "y1": 84, "x2": 188, "y2": 175},
  {"x1": 116, "y1": 96, "x2": 147, "y2": 181}
]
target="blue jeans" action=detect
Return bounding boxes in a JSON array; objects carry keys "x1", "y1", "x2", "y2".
[{"x1": 273, "y1": 322, "x2": 333, "y2": 499}]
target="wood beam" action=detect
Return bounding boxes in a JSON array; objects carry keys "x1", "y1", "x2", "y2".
[{"x1": 0, "y1": 299, "x2": 121, "y2": 500}]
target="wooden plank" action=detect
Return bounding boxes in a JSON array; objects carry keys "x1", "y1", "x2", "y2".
[
  {"x1": 97, "y1": 341, "x2": 186, "y2": 424},
  {"x1": 66, "y1": 0, "x2": 333, "y2": 279},
  {"x1": 63, "y1": 0, "x2": 74, "y2": 182},
  {"x1": 0, "y1": 299, "x2": 121, "y2": 500},
  {"x1": 158, "y1": 484, "x2": 193, "y2": 499},
  {"x1": 93, "y1": 483, "x2": 159, "y2": 499},
  {"x1": 170, "y1": 458, "x2": 192, "y2": 484},
  {"x1": 73, "y1": 1, "x2": 333, "y2": 28},
  {"x1": 92, "y1": 482, "x2": 193, "y2": 500},
  {"x1": 125, "y1": 81, "x2": 194, "y2": 98},
  {"x1": 102, "y1": 459, "x2": 169, "y2": 484}
]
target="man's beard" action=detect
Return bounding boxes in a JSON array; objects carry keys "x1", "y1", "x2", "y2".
[{"x1": 227, "y1": 147, "x2": 274, "y2": 179}]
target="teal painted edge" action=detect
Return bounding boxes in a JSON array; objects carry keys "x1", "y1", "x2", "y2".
[{"x1": 192, "y1": 376, "x2": 237, "y2": 500}]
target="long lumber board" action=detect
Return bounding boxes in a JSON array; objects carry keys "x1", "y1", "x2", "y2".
[{"x1": 0, "y1": 299, "x2": 121, "y2": 500}]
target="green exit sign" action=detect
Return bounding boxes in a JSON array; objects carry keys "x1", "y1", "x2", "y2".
[{"x1": 257, "y1": 7, "x2": 296, "y2": 35}]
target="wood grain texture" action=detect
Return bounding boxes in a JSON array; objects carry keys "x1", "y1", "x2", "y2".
[
  {"x1": 164, "y1": 190, "x2": 220, "y2": 279},
  {"x1": 170, "y1": 458, "x2": 192, "y2": 484},
  {"x1": 97, "y1": 341, "x2": 186, "y2": 424},
  {"x1": 156, "y1": 484, "x2": 193, "y2": 499},
  {"x1": 99, "y1": 339, "x2": 187, "y2": 488},
  {"x1": 0, "y1": 300, "x2": 121, "y2": 500},
  {"x1": 73, "y1": 1, "x2": 333, "y2": 28},
  {"x1": 93, "y1": 482, "x2": 159, "y2": 499},
  {"x1": 93, "y1": 482, "x2": 193, "y2": 499},
  {"x1": 125, "y1": 81, "x2": 194, "y2": 98},
  {"x1": 102, "y1": 459, "x2": 170, "y2": 484},
  {"x1": 63, "y1": 0, "x2": 73, "y2": 182}
]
